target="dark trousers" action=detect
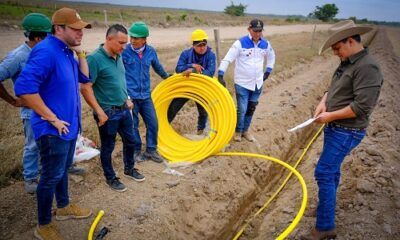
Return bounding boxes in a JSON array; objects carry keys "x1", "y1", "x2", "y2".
[
  {"x1": 36, "y1": 135, "x2": 76, "y2": 225},
  {"x1": 95, "y1": 108, "x2": 135, "y2": 180},
  {"x1": 167, "y1": 97, "x2": 208, "y2": 131}
]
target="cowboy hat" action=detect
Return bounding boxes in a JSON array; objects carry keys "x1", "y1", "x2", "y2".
[{"x1": 319, "y1": 20, "x2": 373, "y2": 55}]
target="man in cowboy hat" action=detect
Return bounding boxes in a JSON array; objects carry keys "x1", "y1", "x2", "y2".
[{"x1": 301, "y1": 20, "x2": 383, "y2": 239}]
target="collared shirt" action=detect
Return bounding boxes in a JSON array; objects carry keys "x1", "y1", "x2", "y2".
[
  {"x1": 122, "y1": 44, "x2": 168, "y2": 100},
  {"x1": 14, "y1": 35, "x2": 90, "y2": 140},
  {"x1": 219, "y1": 34, "x2": 275, "y2": 91},
  {"x1": 87, "y1": 45, "x2": 128, "y2": 110},
  {"x1": 175, "y1": 46, "x2": 216, "y2": 77},
  {"x1": 327, "y1": 48, "x2": 383, "y2": 128},
  {"x1": 0, "y1": 42, "x2": 33, "y2": 119}
]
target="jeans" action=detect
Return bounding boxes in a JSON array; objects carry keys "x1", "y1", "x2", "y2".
[
  {"x1": 315, "y1": 126, "x2": 365, "y2": 231},
  {"x1": 167, "y1": 98, "x2": 208, "y2": 131},
  {"x1": 95, "y1": 108, "x2": 135, "y2": 181},
  {"x1": 132, "y1": 98, "x2": 158, "y2": 152},
  {"x1": 22, "y1": 118, "x2": 40, "y2": 181},
  {"x1": 36, "y1": 135, "x2": 76, "y2": 225},
  {"x1": 234, "y1": 84, "x2": 262, "y2": 133}
]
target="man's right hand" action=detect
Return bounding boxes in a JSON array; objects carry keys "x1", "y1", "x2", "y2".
[
  {"x1": 97, "y1": 110, "x2": 109, "y2": 127},
  {"x1": 182, "y1": 69, "x2": 192, "y2": 77},
  {"x1": 218, "y1": 75, "x2": 226, "y2": 87},
  {"x1": 48, "y1": 118, "x2": 70, "y2": 136}
]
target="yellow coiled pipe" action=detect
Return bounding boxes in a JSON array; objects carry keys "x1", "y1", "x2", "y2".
[{"x1": 152, "y1": 73, "x2": 236, "y2": 163}]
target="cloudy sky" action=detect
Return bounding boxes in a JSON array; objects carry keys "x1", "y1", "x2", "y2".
[{"x1": 68, "y1": 0, "x2": 400, "y2": 22}]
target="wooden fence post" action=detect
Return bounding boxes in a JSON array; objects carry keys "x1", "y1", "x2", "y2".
[{"x1": 214, "y1": 29, "x2": 221, "y2": 66}]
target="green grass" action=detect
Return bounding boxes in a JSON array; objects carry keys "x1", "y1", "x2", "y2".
[{"x1": 0, "y1": 0, "x2": 320, "y2": 28}]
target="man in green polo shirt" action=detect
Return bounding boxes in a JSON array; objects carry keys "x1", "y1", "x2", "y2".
[{"x1": 81, "y1": 24, "x2": 145, "y2": 192}]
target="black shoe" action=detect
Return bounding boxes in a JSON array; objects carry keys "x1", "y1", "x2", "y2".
[
  {"x1": 106, "y1": 177, "x2": 127, "y2": 192},
  {"x1": 124, "y1": 168, "x2": 145, "y2": 182},
  {"x1": 143, "y1": 150, "x2": 164, "y2": 163}
]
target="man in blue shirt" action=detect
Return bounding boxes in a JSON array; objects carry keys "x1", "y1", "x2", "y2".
[
  {"x1": 14, "y1": 8, "x2": 92, "y2": 239},
  {"x1": 168, "y1": 29, "x2": 217, "y2": 135},
  {"x1": 0, "y1": 13, "x2": 51, "y2": 194},
  {"x1": 122, "y1": 21, "x2": 169, "y2": 163}
]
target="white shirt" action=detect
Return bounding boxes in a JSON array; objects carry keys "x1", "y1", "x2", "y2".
[{"x1": 219, "y1": 34, "x2": 275, "y2": 91}]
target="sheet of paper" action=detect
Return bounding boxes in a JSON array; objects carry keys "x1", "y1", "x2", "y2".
[{"x1": 288, "y1": 117, "x2": 319, "y2": 132}]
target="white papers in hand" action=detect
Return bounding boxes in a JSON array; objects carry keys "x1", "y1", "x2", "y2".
[{"x1": 288, "y1": 117, "x2": 319, "y2": 132}]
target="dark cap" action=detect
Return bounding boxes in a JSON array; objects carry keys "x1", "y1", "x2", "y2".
[{"x1": 249, "y1": 19, "x2": 264, "y2": 31}]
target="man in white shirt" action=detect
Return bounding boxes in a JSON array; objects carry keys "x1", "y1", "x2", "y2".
[{"x1": 218, "y1": 19, "x2": 275, "y2": 142}]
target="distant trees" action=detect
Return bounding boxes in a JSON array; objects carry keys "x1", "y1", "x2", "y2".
[
  {"x1": 309, "y1": 3, "x2": 339, "y2": 22},
  {"x1": 224, "y1": 1, "x2": 247, "y2": 16}
]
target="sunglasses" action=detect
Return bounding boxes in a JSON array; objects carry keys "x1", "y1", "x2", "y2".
[
  {"x1": 194, "y1": 42, "x2": 207, "y2": 47},
  {"x1": 252, "y1": 29, "x2": 263, "y2": 33}
]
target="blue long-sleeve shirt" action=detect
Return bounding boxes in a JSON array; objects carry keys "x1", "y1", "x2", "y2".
[
  {"x1": 0, "y1": 42, "x2": 33, "y2": 119},
  {"x1": 122, "y1": 44, "x2": 168, "y2": 100},
  {"x1": 175, "y1": 46, "x2": 216, "y2": 77},
  {"x1": 14, "y1": 35, "x2": 90, "y2": 140}
]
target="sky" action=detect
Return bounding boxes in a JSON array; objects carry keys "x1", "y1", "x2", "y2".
[{"x1": 68, "y1": 0, "x2": 400, "y2": 22}]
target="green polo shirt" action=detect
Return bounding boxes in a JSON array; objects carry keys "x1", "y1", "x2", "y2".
[
  {"x1": 87, "y1": 45, "x2": 128, "y2": 110},
  {"x1": 326, "y1": 48, "x2": 383, "y2": 128}
]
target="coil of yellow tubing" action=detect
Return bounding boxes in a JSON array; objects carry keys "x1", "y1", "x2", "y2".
[
  {"x1": 152, "y1": 73, "x2": 307, "y2": 239},
  {"x1": 153, "y1": 73, "x2": 236, "y2": 163}
]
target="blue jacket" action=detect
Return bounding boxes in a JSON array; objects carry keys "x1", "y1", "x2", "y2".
[
  {"x1": 175, "y1": 46, "x2": 216, "y2": 77},
  {"x1": 14, "y1": 35, "x2": 89, "y2": 140},
  {"x1": 122, "y1": 44, "x2": 168, "y2": 99},
  {"x1": 0, "y1": 42, "x2": 33, "y2": 119}
]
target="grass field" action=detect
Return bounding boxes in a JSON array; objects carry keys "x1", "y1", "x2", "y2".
[{"x1": 0, "y1": 0, "x2": 317, "y2": 28}]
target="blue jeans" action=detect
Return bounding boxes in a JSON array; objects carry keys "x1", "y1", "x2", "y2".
[
  {"x1": 167, "y1": 98, "x2": 208, "y2": 131},
  {"x1": 95, "y1": 108, "x2": 135, "y2": 181},
  {"x1": 22, "y1": 118, "x2": 40, "y2": 181},
  {"x1": 132, "y1": 98, "x2": 158, "y2": 152},
  {"x1": 234, "y1": 84, "x2": 262, "y2": 133},
  {"x1": 315, "y1": 126, "x2": 365, "y2": 231},
  {"x1": 36, "y1": 135, "x2": 76, "y2": 225}
]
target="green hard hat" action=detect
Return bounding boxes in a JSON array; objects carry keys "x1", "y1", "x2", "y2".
[
  {"x1": 22, "y1": 13, "x2": 52, "y2": 33},
  {"x1": 128, "y1": 21, "x2": 149, "y2": 38}
]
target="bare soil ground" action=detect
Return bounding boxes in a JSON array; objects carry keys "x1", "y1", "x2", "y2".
[{"x1": 0, "y1": 25, "x2": 399, "y2": 240}]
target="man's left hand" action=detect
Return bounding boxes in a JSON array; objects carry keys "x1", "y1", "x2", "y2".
[
  {"x1": 314, "y1": 112, "x2": 333, "y2": 123},
  {"x1": 192, "y1": 64, "x2": 204, "y2": 74},
  {"x1": 71, "y1": 46, "x2": 83, "y2": 54},
  {"x1": 263, "y1": 72, "x2": 270, "y2": 81}
]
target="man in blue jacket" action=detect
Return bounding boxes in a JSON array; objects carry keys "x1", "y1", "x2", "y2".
[
  {"x1": 122, "y1": 21, "x2": 169, "y2": 163},
  {"x1": 0, "y1": 13, "x2": 51, "y2": 194},
  {"x1": 167, "y1": 29, "x2": 217, "y2": 135}
]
